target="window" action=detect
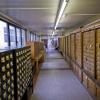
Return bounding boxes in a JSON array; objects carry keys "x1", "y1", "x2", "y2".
[
  {"x1": 0, "y1": 20, "x2": 8, "y2": 47},
  {"x1": 33, "y1": 34, "x2": 35, "y2": 41},
  {"x1": 9, "y1": 25, "x2": 16, "y2": 46},
  {"x1": 16, "y1": 28, "x2": 21, "y2": 46},
  {"x1": 22, "y1": 29, "x2": 26, "y2": 45},
  {"x1": 31, "y1": 33, "x2": 32, "y2": 41},
  {"x1": 31, "y1": 33, "x2": 34, "y2": 42},
  {"x1": 27, "y1": 31, "x2": 31, "y2": 42}
]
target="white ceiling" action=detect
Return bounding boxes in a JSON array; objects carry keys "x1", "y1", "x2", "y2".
[{"x1": 0, "y1": 0, "x2": 100, "y2": 35}]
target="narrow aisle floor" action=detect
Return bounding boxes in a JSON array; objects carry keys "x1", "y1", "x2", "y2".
[{"x1": 32, "y1": 48, "x2": 93, "y2": 100}]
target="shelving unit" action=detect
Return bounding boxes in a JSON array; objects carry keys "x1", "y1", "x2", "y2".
[
  {"x1": 58, "y1": 24, "x2": 100, "y2": 100},
  {"x1": 83, "y1": 30, "x2": 95, "y2": 78}
]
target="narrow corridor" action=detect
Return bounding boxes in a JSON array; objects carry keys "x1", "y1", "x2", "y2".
[{"x1": 32, "y1": 48, "x2": 93, "y2": 100}]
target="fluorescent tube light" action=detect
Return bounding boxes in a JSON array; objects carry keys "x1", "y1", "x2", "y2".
[{"x1": 54, "y1": 0, "x2": 67, "y2": 30}]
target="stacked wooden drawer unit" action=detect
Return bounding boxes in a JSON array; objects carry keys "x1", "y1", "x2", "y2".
[
  {"x1": 67, "y1": 35, "x2": 71, "y2": 64},
  {"x1": 60, "y1": 37, "x2": 62, "y2": 52},
  {"x1": 70, "y1": 34, "x2": 75, "y2": 61},
  {"x1": 88, "y1": 77, "x2": 96, "y2": 97},
  {"x1": 58, "y1": 38, "x2": 60, "y2": 50},
  {"x1": 97, "y1": 86, "x2": 100, "y2": 100},
  {"x1": 96, "y1": 27, "x2": 100, "y2": 100},
  {"x1": 58, "y1": 22, "x2": 100, "y2": 100},
  {"x1": 83, "y1": 71, "x2": 97, "y2": 98},
  {"x1": 74, "y1": 32, "x2": 83, "y2": 81},
  {"x1": 82, "y1": 27, "x2": 97, "y2": 98},
  {"x1": 83, "y1": 29, "x2": 95, "y2": 78},
  {"x1": 59, "y1": 37, "x2": 63, "y2": 53},
  {"x1": 96, "y1": 28, "x2": 100, "y2": 83},
  {"x1": 63, "y1": 37, "x2": 66, "y2": 58},
  {"x1": 65, "y1": 36, "x2": 68, "y2": 60},
  {"x1": 75, "y1": 32, "x2": 83, "y2": 68},
  {"x1": 0, "y1": 50, "x2": 14, "y2": 100},
  {"x1": 70, "y1": 34, "x2": 75, "y2": 69}
]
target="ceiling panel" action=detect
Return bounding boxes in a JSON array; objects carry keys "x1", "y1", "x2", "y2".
[
  {"x1": 0, "y1": 0, "x2": 59, "y2": 35},
  {"x1": 0, "y1": 0, "x2": 58, "y2": 7},
  {"x1": 0, "y1": 0, "x2": 100, "y2": 35},
  {"x1": 57, "y1": 0, "x2": 100, "y2": 35},
  {"x1": 65, "y1": 0, "x2": 100, "y2": 14}
]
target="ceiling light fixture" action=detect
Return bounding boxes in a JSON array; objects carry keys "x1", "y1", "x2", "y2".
[
  {"x1": 54, "y1": 0, "x2": 68, "y2": 30},
  {"x1": 53, "y1": 0, "x2": 69, "y2": 36}
]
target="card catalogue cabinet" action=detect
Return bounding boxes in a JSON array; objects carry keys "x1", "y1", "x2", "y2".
[
  {"x1": 96, "y1": 28, "x2": 100, "y2": 83},
  {"x1": 75, "y1": 32, "x2": 82, "y2": 68},
  {"x1": 14, "y1": 46, "x2": 32, "y2": 100},
  {"x1": 83, "y1": 30, "x2": 95, "y2": 78},
  {"x1": 67, "y1": 35, "x2": 71, "y2": 58},
  {"x1": 65, "y1": 36, "x2": 68, "y2": 60},
  {"x1": 70, "y1": 34, "x2": 75, "y2": 61},
  {"x1": 0, "y1": 46, "x2": 33, "y2": 100},
  {"x1": 0, "y1": 50, "x2": 14, "y2": 100}
]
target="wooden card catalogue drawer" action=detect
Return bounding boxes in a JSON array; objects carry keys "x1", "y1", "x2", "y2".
[
  {"x1": 96, "y1": 28, "x2": 100, "y2": 82},
  {"x1": 83, "y1": 30, "x2": 95, "y2": 78},
  {"x1": 63, "y1": 37, "x2": 66, "y2": 58},
  {"x1": 61, "y1": 37, "x2": 63, "y2": 53},
  {"x1": 96, "y1": 86, "x2": 100, "y2": 100},
  {"x1": 70, "y1": 34, "x2": 75, "y2": 61},
  {"x1": 59, "y1": 38, "x2": 61, "y2": 50},
  {"x1": 65, "y1": 36, "x2": 68, "y2": 58},
  {"x1": 75, "y1": 32, "x2": 82, "y2": 68},
  {"x1": 88, "y1": 77, "x2": 96, "y2": 96},
  {"x1": 83, "y1": 72, "x2": 88, "y2": 88},
  {"x1": 68, "y1": 35, "x2": 71, "y2": 58}
]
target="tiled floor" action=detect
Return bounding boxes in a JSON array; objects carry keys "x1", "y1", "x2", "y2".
[{"x1": 32, "y1": 48, "x2": 93, "y2": 100}]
